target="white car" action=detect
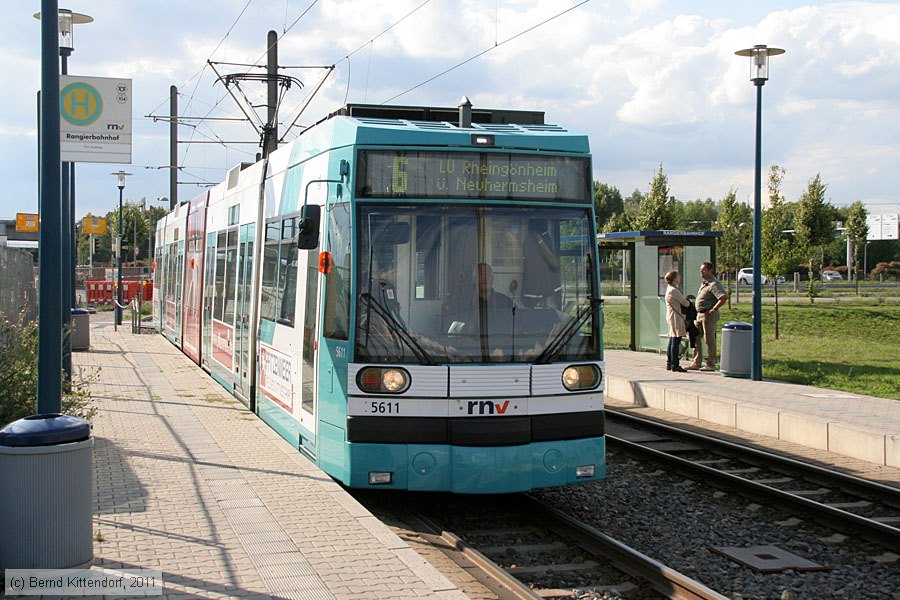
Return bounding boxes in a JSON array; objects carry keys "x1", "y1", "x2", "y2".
[
  {"x1": 737, "y1": 268, "x2": 767, "y2": 285},
  {"x1": 822, "y1": 271, "x2": 843, "y2": 281}
]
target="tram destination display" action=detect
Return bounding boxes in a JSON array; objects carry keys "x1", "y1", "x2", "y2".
[{"x1": 357, "y1": 150, "x2": 590, "y2": 202}]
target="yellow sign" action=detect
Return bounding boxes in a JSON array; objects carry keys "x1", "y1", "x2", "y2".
[
  {"x1": 60, "y1": 82, "x2": 103, "y2": 126},
  {"x1": 82, "y1": 217, "x2": 107, "y2": 235},
  {"x1": 16, "y1": 213, "x2": 39, "y2": 232}
]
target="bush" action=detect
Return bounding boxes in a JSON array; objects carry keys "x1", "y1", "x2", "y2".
[
  {"x1": 0, "y1": 312, "x2": 96, "y2": 428},
  {"x1": 871, "y1": 261, "x2": 900, "y2": 281}
]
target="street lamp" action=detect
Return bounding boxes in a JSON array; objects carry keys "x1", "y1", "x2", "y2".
[
  {"x1": 34, "y1": 8, "x2": 93, "y2": 383},
  {"x1": 735, "y1": 44, "x2": 784, "y2": 382},
  {"x1": 111, "y1": 171, "x2": 132, "y2": 329}
]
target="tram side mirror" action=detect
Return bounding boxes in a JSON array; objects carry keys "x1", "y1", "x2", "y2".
[{"x1": 297, "y1": 205, "x2": 321, "y2": 249}]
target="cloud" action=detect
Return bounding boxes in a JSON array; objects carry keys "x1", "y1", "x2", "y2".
[{"x1": 3, "y1": 1, "x2": 900, "y2": 221}]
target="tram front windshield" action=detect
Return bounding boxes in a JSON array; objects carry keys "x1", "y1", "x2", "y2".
[{"x1": 355, "y1": 204, "x2": 598, "y2": 364}]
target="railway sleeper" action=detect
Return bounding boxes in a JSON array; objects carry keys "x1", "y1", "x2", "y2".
[
  {"x1": 480, "y1": 541, "x2": 568, "y2": 556},
  {"x1": 508, "y1": 560, "x2": 601, "y2": 574}
]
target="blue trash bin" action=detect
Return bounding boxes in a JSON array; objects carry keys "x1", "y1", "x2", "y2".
[
  {"x1": 0, "y1": 414, "x2": 94, "y2": 569},
  {"x1": 720, "y1": 321, "x2": 752, "y2": 378}
]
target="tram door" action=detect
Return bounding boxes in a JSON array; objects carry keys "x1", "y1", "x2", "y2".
[
  {"x1": 297, "y1": 241, "x2": 320, "y2": 449},
  {"x1": 235, "y1": 224, "x2": 255, "y2": 400},
  {"x1": 201, "y1": 232, "x2": 216, "y2": 369}
]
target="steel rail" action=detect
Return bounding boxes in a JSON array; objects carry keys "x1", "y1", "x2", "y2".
[
  {"x1": 606, "y1": 408, "x2": 900, "y2": 502},
  {"x1": 399, "y1": 507, "x2": 540, "y2": 600},
  {"x1": 604, "y1": 410, "x2": 900, "y2": 550},
  {"x1": 404, "y1": 499, "x2": 725, "y2": 600},
  {"x1": 520, "y1": 496, "x2": 729, "y2": 600}
]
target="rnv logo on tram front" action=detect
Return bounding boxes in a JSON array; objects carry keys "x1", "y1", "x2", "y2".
[{"x1": 466, "y1": 400, "x2": 512, "y2": 415}]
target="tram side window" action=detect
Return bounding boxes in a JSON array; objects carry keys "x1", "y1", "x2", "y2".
[
  {"x1": 214, "y1": 231, "x2": 227, "y2": 321},
  {"x1": 260, "y1": 222, "x2": 280, "y2": 322},
  {"x1": 277, "y1": 218, "x2": 298, "y2": 327},
  {"x1": 323, "y1": 203, "x2": 351, "y2": 340},
  {"x1": 223, "y1": 229, "x2": 238, "y2": 323},
  {"x1": 166, "y1": 245, "x2": 177, "y2": 302}
]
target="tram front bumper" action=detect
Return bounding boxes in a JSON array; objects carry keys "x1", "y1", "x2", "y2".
[{"x1": 347, "y1": 436, "x2": 606, "y2": 493}]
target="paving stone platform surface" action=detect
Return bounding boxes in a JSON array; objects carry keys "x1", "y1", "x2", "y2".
[{"x1": 76, "y1": 315, "x2": 466, "y2": 599}]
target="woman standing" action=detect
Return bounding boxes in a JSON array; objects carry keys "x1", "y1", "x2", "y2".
[{"x1": 664, "y1": 270, "x2": 690, "y2": 372}]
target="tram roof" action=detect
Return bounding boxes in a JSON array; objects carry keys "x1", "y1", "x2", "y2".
[{"x1": 287, "y1": 103, "x2": 590, "y2": 163}]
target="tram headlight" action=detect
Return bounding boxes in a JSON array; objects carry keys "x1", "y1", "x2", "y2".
[
  {"x1": 382, "y1": 368, "x2": 408, "y2": 392},
  {"x1": 357, "y1": 367, "x2": 410, "y2": 394},
  {"x1": 561, "y1": 364, "x2": 601, "y2": 391}
]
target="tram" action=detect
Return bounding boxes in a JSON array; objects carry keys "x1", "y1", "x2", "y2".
[{"x1": 154, "y1": 103, "x2": 606, "y2": 493}]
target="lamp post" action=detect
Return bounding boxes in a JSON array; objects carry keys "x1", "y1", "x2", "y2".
[
  {"x1": 735, "y1": 44, "x2": 784, "y2": 382},
  {"x1": 34, "y1": 8, "x2": 92, "y2": 384},
  {"x1": 35, "y1": 0, "x2": 64, "y2": 414},
  {"x1": 111, "y1": 171, "x2": 132, "y2": 329}
]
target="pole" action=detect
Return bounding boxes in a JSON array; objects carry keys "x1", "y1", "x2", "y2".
[
  {"x1": 264, "y1": 30, "x2": 278, "y2": 156},
  {"x1": 60, "y1": 50, "x2": 72, "y2": 385},
  {"x1": 89, "y1": 234, "x2": 93, "y2": 276},
  {"x1": 144, "y1": 199, "x2": 151, "y2": 277},
  {"x1": 38, "y1": 0, "x2": 62, "y2": 414},
  {"x1": 846, "y1": 237, "x2": 853, "y2": 282},
  {"x1": 116, "y1": 186, "x2": 124, "y2": 327},
  {"x1": 863, "y1": 242, "x2": 868, "y2": 280},
  {"x1": 169, "y1": 85, "x2": 177, "y2": 210},
  {"x1": 751, "y1": 81, "x2": 764, "y2": 381},
  {"x1": 71, "y1": 164, "x2": 77, "y2": 306}
]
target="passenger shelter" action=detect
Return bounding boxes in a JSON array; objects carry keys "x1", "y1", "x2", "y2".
[{"x1": 597, "y1": 230, "x2": 722, "y2": 352}]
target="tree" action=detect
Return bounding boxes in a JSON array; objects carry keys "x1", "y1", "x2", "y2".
[
  {"x1": 680, "y1": 198, "x2": 719, "y2": 231},
  {"x1": 634, "y1": 164, "x2": 676, "y2": 230},
  {"x1": 76, "y1": 201, "x2": 169, "y2": 273},
  {"x1": 795, "y1": 173, "x2": 834, "y2": 302},
  {"x1": 844, "y1": 201, "x2": 869, "y2": 293},
  {"x1": 715, "y1": 188, "x2": 750, "y2": 307},
  {"x1": 593, "y1": 182, "x2": 624, "y2": 232},
  {"x1": 762, "y1": 165, "x2": 794, "y2": 338}
]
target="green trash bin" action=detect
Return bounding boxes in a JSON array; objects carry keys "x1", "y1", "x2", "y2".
[{"x1": 0, "y1": 414, "x2": 94, "y2": 569}]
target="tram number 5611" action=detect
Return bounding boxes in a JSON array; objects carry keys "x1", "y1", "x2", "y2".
[{"x1": 370, "y1": 401, "x2": 400, "y2": 414}]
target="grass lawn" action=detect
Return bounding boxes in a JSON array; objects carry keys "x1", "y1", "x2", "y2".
[{"x1": 601, "y1": 302, "x2": 900, "y2": 400}]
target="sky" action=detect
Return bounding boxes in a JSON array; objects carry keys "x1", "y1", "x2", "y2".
[{"x1": 2, "y1": 0, "x2": 900, "y2": 222}]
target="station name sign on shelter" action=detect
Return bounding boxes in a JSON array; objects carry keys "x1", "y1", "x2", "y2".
[
  {"x1": 82, "y1": 217, "x2": 107, "y2": 235},
  {"x1": 16, "y1": 213, "x2": 39, "y2": 232},
  {"x1": 60, "y1": 75, "x2": 132, "y2": 164}
]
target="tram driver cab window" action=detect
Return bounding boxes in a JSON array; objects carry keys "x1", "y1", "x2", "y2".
[{"x1": 521, "y1": 219, "x2": 561, "y2": 308}]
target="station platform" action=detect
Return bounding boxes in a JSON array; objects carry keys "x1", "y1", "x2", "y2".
[
  {"x1": 76, "y1": 314, "x2": 467, "y2": 600},
  {"x1": 604, "y1": 349, "x2": 900, "y2": 481}
]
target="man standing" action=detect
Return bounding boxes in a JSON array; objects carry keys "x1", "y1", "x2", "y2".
[{"x1": 687, "y1": 261, "x2": 729, "y2": 371}]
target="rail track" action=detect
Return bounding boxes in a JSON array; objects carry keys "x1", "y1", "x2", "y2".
[
  {"x1": 359, "y1": 491, "x2": 727, "y2": 600},
  {"x1": 604, "y1": 408, "x2": 900, "y2": 551}
]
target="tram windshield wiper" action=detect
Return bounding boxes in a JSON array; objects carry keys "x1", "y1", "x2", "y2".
[
  {"x1": 533, "y1": 298, "x2": 599, "y2": 365},
  {"x1": 359, "y1": 292, "x2": 436, "y2": 365}
]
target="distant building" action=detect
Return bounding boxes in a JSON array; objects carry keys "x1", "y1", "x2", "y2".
[{"x1": 0, "y1": 219, "x2": 40, "y2": 249}]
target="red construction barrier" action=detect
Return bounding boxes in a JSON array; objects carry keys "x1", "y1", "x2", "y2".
[{"x1": 85, "y1": 280, "x2": 153, "y2": 303}]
